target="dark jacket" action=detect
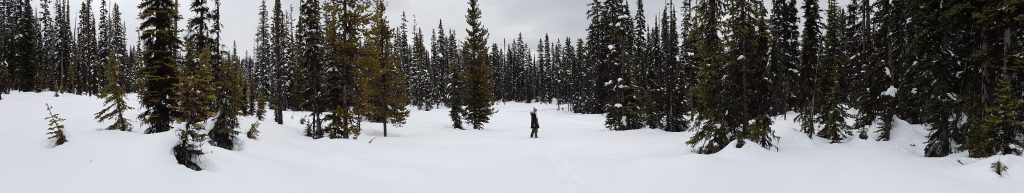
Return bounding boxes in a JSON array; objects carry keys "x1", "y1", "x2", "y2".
[{"x1": 531, "y1": 113, "x2": 539, "y2": 129}]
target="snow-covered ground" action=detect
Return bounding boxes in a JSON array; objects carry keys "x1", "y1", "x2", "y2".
[{"x1": 1, "y1": 91, "x2": 1022, "y2": 193}]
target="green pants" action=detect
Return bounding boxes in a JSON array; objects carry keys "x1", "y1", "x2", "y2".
[{"x1": 530, "y1": 128, "x2": 539, "y2": 138}]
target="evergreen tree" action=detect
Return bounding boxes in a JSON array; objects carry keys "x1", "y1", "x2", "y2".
[
  {"x1": 253, "y1": 0, "x2": 271, "y2": 115},
  {"x1": 270, "y1": 0, "x2": 286, "y2": 125},
  {"x1": 94, "y1": 53, "x2": 133, "y2": 132},
  {"x1": 323, "y1": 0, "x2": 369, "y2": 139},
  {"x1": 55, "y1": 0, "x2": 75, "y2": 94},
  {"x1": 171, "y1": 48, "x2": 217, "y2": 171},
  {"x1": 661, "y1": 1, "x2": 690, "y2": 132},
  {"x1": 9, "y1": 0, "x2": 39, "y2": 92},
  {"x1": 964, "y1": 0, "x2": 1024, "y2": 157},
  {"x1": 587, "y1": 0, "x2": 641, "y2": 131},
  {"x1": 815, "y1": 0, "x2": 852, "y2": 143},
  {"x1": 295, "y1": 0, "x2": 325, "y2": 139},
  {"x1": 686, "y1": 0, "x2": 729, "y2": 153},
  {"x1": 908, "y1": 0, "x2": 972, "y2": 157},
  {"x1": 45, "y1": 104, "x2": 68, "y2": 146},
  {"x1": 110, "y1": 3, "x2": 130, "y2": 94},
  {"x1": 38, "y1": 0, "x2": 56, "y2": 92},
  {"x1": 460, "y1": 0, "x2": 495, "y2": 130},
  {"x1": 138, "y1": 0, "x2": 181, "y2": 134},
  {"x1": 76, "y1": 0, "x2": 98, "y2": 94},
  {"x1": 854, "y1": 0, "x2": 898, "y2": 141},
  {"x1": 767, "y1": 0, "x2": 799, "y2": 115},
  {"x1": 796, "y1": 0, "x2": 822, "y2": 138},
  {"x1": 97, "y1": 0, "x2": 110, "y2": 69},
  {"x1": 410, "y1": 23, "x2": 433, "y2": 111},
  {"x1": 356, "y1": 0, "x2": 410, "y2": 136}
]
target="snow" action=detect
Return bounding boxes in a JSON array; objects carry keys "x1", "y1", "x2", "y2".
[
  {"x1": 882, "y1": 86, "x2": 898, "y2": 97},
  {"x1": 1, "y1": 92, "x2": 1022, "y2": 193}
]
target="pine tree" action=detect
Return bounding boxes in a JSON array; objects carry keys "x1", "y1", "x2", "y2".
[
  {"x1": 854, "y1": 0, "x2": 898, "y2": 141},
  {"x1": 38, "y1": 0, "x2": 57, "y2": 92},
  {"x1": 253, "y1": 0, "x2": 271, "y2": 116},
  {"x1": 900, "y1": 0, "x2": 972, "y2": 157},
  {"x1": 95, "y1": 53, "x2": 133, "y2": 132},
  {"x1": 587, "y1": 0, "x2": 641, "y2": 131},
  {"x1": 55, "y1": 0, "x2": 75, "y2": 94},
  {"x1": 356, "y1": 0, "x2": 410, "y2": 136},
  {"x1": 461, "y1": 0, "x2": 495, "y2": 130},
  {"x1": 662, "y1": 1, "x2": 690, "y2": 132},
  {"x1": 686, "y1": 0, "x2": 729, "y2": 153},
  {"x1": 295, "y1": 0, "x2": 325, "y2": 139},
  {"x1": 814, "y1": 0, "x2": 852, "y2": 143},
  {"x1": 110, "y1": 3, "x2": 130, "y2": 94},
  {"x1": 964, "y1": 0, "x2": 1024, "y2": 157},
  {"x1": 138, "y1": 0, "x2": 181, "y2": 134},
  {"x1": 410, "y1": 24, "x2": 433, "y2": 110},
  {"x1": 44, "y1": 104, "x2": 68, "y2": 146},
  {"x1": 323, "y1": 0, "x2": 369, "y2": 139},
  {"x1": 97, "y1": 0, "x2": 110, "y2": 71},
  {"x1": 9, "y1": 0, "x2": 39, "y2": 92},
  {"x1": 76, "y1": 0, "x2": 98, "y2": 94},
  {"x1": 270, "y1": 0, "x2": 286, "y2": 125},
  {"x1": 969, "y1": 74, "x2": 1023, "y2": 157},
  {"x1": 767, "y1": 0, "x2": 800, "y2": 115},
  {"x1": 796, "y1": 0, "x2": 822, "y2": 138},
  {"x1": 171, "y1": 48, "x2": 217, "y2": 171},
  {"x1": 0, "y1": 0, "x2": 9, "y2": 98}
]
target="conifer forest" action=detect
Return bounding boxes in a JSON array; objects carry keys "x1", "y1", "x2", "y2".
[{"x1": 0, "y1": 0, "x2": 1022, "y2": 192}]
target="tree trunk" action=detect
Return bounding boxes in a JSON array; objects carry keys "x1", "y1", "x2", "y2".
[{"x1": 383, "y1": 121, "x2": 388, "y2": 137}]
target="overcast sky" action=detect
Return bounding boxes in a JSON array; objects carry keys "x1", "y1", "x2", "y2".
[{"x1": 51, "y1": 0, "x2": 850, "y2": 55}]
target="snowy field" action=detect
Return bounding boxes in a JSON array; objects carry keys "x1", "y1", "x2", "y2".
[{"x1": 1, "y1": 91, "x2": 1022, "y2": 193}]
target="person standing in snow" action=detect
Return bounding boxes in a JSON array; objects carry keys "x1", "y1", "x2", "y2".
[{"x1": 530, "y1": 108, "x2": 540, "y2": 138}]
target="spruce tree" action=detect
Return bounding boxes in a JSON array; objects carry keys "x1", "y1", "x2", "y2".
[
  {"x1": 95, "y1": 53, "x2": 133, "y2": 132},
  {"x1": 76, "y1": 0, "x2": 98, "y2": 94},
  {"x1": 686, "y1": 0, "x2": 729, "y2": 153},
  {"x1": 587, "y1": 0, "x2": 641, "y2": 131},
  {"x1": 138, "y1": 0, "x2": 181, "y2": 134},
  {"x1": 767, "y1": 0, "x2": 800, "y2": 115},
  {"x1": 323, "y1": 0, "x2": 369, "y2": 139},
  {"x1": 815, "y1": 0, "x2": 852, "y2": 143},
  {"x1": 10, "y1": 0, "x2": 39, "y2": 92},
  {"x1": 854, "y1": 0, "x2": 898, "y2": 141},
  {"x1": 253, "y1": 0, "x2": 271, "y2": 115},
  {"x1": 796, "y1": 0, "x2": 822, "y2": 138},
  {"x1": 908, "y1": 0, "x2": 971, "y2": 157},
  {"x1": 461, "y1": 0, "x2": 495, "y2": 130},
  {"x1": 110, "y1": 3, "x2": 130, "y2": 93},
  {"x1": 969, "y1": 74, "x2": 1023, "y2": 157},
  {"x1": 171, "y1": 48, "x2": 217, "y2": 171},
  {"x1": 662, "y1": 1, "x2": 689, "y2": 132},
  {"x1": 45, "y1": 104, "x2": 68, "y2": 146},
  {"x1": 357, "y1": 0, "x2": 410, "y2": 136},
  {"x1": 411, "y1": 25, "x2": 433, "y2": 111},
  {"x1": 270, "y1": 0, "x2": 286, "y2": 125},
  {"x1": 295, "y1": 0, "x2": 325, "y2": 139},
  {"x1": 39, "y1": 0, "x2": 57, "y2": 92},
  {"x1": 55, "y1": 0, "x2": 75, "y2": 94}
]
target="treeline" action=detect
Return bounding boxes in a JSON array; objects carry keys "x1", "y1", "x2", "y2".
[
  {"x1": 1, "y1": 0, "x2": 1022, "y2": 169},
  {"x1": 566, "y1": 0, "x2": 1023, "y2": 157},
  {"x1": 0, "y1": 0, "x2": 141, "y2": 96}
]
